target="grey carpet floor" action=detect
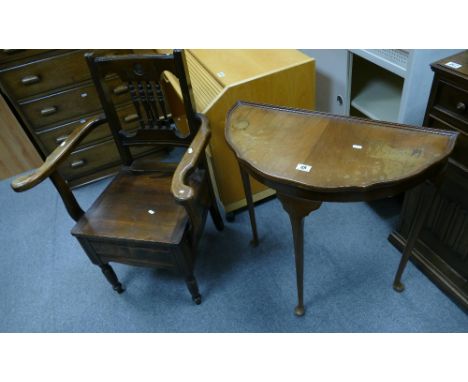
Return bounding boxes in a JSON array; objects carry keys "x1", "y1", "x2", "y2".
[{"x1": 0, "y1": 175, "x2": 466, "y2": 332}]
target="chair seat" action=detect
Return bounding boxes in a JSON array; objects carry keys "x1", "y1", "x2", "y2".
[{"x1": 72, "y1": 169, "x2": 191, "y2": 245}]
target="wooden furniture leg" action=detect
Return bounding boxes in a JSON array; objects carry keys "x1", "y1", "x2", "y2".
[
  {"x1": 277, "y1": 193, "x2": 321, "y2": 316},
  {"x1": 100, "y1": 264, "x2": 125, "y2": 294},
  {"x1": 393, "y1": 181, "x2": 437, "y2": 292},
  {"x1": 239, "y1": 165, "x2": 259, "y2": 246},
  {"x1": 185, "y1": 275, "x2": 202, "y2": 305},
  {"x1": 175, "y1": 240, "x2": 202, "y2": 304}
]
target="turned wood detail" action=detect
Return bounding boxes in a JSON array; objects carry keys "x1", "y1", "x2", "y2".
[{"x1": 11, "y1": 51, "x2": 224, "y2": 305}]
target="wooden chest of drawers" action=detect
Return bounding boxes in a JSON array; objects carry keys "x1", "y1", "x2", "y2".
[
  {"x1": 389, "y1": 50, "x2": 468, "y2": 310},
  {"x1": 0, "y1": 49, "x2": 152, "y2": 187}
]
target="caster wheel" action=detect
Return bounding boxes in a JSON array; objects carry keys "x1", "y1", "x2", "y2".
[
  {"x1": 393, "y1": 281, "x2": 405, "y2": 293},
  {"x1": 226, "y1": 212, "x2": 235, "y2": 222},
  {"x1": 113, "y1": 284, "x2": 125, "y2": 294},
  {"x1": 193, "y1": 295, "x2": 202, "y2": 305}
]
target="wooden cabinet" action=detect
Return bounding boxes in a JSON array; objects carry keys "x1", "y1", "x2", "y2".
[
  {"x1": 185, "y1": 49, "x2": 315, "y2": 213},
  {"x1": 1, "y1": 49, "x2": 314, "y2": 198},
  {"x1": 0, "y1": 49, "x2": 150, "y2": 187},
  {"x1": 389, "y1": 50, "x2": 468, "y2": 310}
]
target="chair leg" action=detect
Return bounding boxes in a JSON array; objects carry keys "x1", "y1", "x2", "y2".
[
  {"x1": 185, "y1": 274, "x2": 202, "y2": 305},
  {"x1": 175, "y1": 241, "x2": 202, "y2": 304},
  {"x1": 100, "y1": 264, "x2": 125, "y2": 294},
  {"x1": 207, "y1": 177, "x2": 224, "y2": 231},
  {"x1": 210, "y1": 203, "x2": 224, "y2": 231},
  {"x1": 205, "y1": 167, "x2": 224, "y2": 231}
]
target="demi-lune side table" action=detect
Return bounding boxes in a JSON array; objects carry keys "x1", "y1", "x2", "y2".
[{"x1": 225, "y1": 101, "x2": 458, "y2": 316}]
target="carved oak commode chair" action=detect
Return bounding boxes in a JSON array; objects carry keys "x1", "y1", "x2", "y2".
[{"x1": 11, "y1": 50, "x2": 224, "y2": 304}]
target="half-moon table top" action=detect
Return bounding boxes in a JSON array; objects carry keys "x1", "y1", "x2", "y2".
[{"x1": 225, "y1": 102, "x2": 458, "y2": 201}]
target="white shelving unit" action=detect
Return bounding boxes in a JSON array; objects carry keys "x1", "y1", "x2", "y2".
[
  {"x1": 348, "y1": 49, "x2": 463, "y2": 125},
  {"x1": 350, "y1": 76, "x2": 402, "y2": 122},
  {"x1": 302, "y1": 49, "x2": 464, "y2": 126},
  {"x1": 350, "y1": 49, "x2": 409, "y2": 77}
]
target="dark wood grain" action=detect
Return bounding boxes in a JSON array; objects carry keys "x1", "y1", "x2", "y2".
[
  {"x1": 389, "y1": 50, "x2": 468, "y2": 310},
  {"x1": 72, "y1": 170, "x2": 190, "y2": 244},
  {"x1": 226, "y1": 101, "x2": 458, "y2": 316},
  {"x1": 0, "y1": 49, "x2": 131, "y2": 100},
  {"x1": 0, "y1": 49, "x2": 141, "y2": 187},
  {"x1": 226, "y1": 102, "x2": 457, "y2": 202},
  {"x1": 11, "y1": 51, "x2": 224, "y2": 305}
]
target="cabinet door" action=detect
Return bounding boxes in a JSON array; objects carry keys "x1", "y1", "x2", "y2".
[{"x1": 301, "y1": 49, "x2": 349, "y2": 115}]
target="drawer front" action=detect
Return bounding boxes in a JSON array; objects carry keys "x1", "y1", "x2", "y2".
[
  {"x1": 0, "y1": 49, "x2": 51, "y2": 65},
  {"x1": 58, "y1": 138, "x2": 156, "y2": 181},
  {"x1": 0, "y1": 49, "x2": 132, "y2": 100},
  {"x1": 19, "y1": 77, "x2": 131, "y2": 130},
  {"x1": 89, "y1": 240, "x2": 176, "y2": 269},
  {"x1": 434, "y1": 80, "x2": 468, "y2": 123},
  {"x1": 37, "y1": 103, "x2": 140, "y2": 153},
  {"x1": 427, "y1": 115, "x2": 468, "y2": 168}
]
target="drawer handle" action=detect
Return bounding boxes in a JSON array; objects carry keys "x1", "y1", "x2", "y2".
[
  {"x1": 123, "y1": 113, "x2": 138, "y2": 123},
  {"x1": 41, "y1": 106, "x2": 57, "y2": 116},
  {"x1": 70, "y1": 159, "x2": 86, "y2": 169},
  {"x1": 456, "y1": 102, "x2": 466, "y2": 113},
  {"x1": 21, "y1": 74, "x2": 41, "y2": 85},
  {"x1": 56, "y1": 135, "x2": 68, "y2": 144},
  {"x1": 113, "y1": 84, "x2": 129, "y2": 95}
]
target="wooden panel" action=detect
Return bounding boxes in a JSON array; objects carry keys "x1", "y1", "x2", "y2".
[
  {"x1": 89, "y1": 240, "x2": 176, "y2": 269},
  {"x1": 0, "y1": 49, "x2": 51, "y2": 65},
  {"x1": 190, "y1": 49, "x2": 314, "y2": 88},
  {"x1": 433, "y1": 80, "x2": 468, "y2": 123},
  {"x1": 57, "y1": 138, "x2": 155, "y2": 182},
  {"x1": 390, "y1": 161, "x2": 468, "y2": 309},
  {"x1": 0, "y1": 49, "x2": 131, "y2": 100},
  {"x1": 427, "y1": 113, "x2": 468, "y2": 168},
  {"x1": 205, "y1": 59, "x2": 315, "y2": 210},
  {"x1": 186, "y1": 51, "x2": 224, "y2": 111},
  {"x1": 71, "y1": 170, "x2": 189, "y2": 244},
  {"x1": 432, "y1": 50, "x2": 468, "y2": 80},
  {"x1": 18, "y1": 77, "x2": 130, "y2": 130},
  {"x1": 226, "y1": 103, "x2": 456, "y2": 192},
  {"x1": 389, "y1": 50, "x2": 468, "y2": 310},
  {"x1": 0, "y1": 94, "x2": 42, "y2": 179},
  {"x1": 37, "y1": 103, "x2": 139, "y2": 152}
]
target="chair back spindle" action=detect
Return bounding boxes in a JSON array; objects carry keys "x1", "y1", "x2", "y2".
[{"x1": 86, "y1": 50, "x2": 198, "y2": 166}]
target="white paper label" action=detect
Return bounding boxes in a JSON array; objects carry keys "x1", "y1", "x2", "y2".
[
  {"x1": 296, "y1": 163, "x2": 312, "y2": 172},
  {"x1": 445, "y1": 61, "x2": 462, "y2": 69}
]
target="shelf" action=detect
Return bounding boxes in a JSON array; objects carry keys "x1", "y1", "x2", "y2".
[
  {"x1": 350, "y1": 49, "x2": 409, "y2": 78},
  {"x1": 351, "y1": 78, "x2": 402, "y2": 122}
]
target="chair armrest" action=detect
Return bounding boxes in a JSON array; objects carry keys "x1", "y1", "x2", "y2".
[
  {"x1": 11, "y1": 117, "x2": 107, "y2": 192},
  {"x1": 171, "y1": 114, "x2": 211, "y2": 203}
]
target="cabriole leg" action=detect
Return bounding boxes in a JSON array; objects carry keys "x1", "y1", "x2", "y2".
[
  {"x1": 393, "y1": 182, "x2": 436, "y2": 292},
  {"x1": 239, "y1": 165, "x2": 259, "y2": 246},
  {"x1": 278, "y1": 193, "x2": 321, "y2": 317}
]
